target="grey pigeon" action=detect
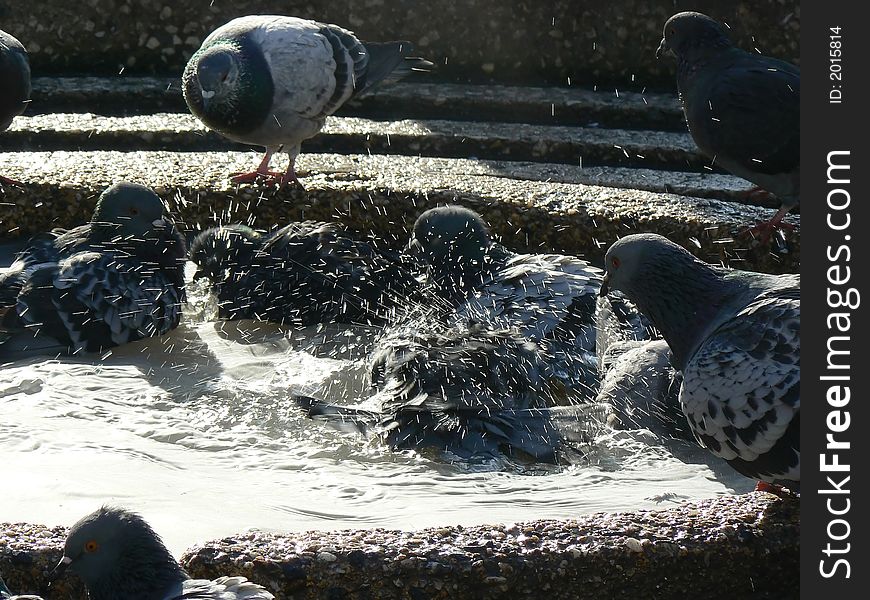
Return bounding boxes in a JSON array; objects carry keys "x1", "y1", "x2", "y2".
[
  {"x1": 189, "y1": 221, "x2": 419, "y2": 326},
  {"x1": 601, "y1": 233, "x2": 799, "y2": 488},
  {"x1": 657, "y1": 12, "x2": 799, "y2": 237},
  {"x1": 0, "y1": 29, "x2": 31, "y2": 187},
  {"x1": 0, "y1": 183, "x2": 187, "y2": 356},
  {"x1": 0, "y1": 576, "x2": 43, "y2": 600},
  {"x1": 296, "y1": 323, "x2": 603, "y2": 464},
  {"x1": 183, "y1": 15, "x2": 431, "y2": 187},
  {"x1": 594, "y1": 291, "x2": 657, "y2": 367},
  {"x1": 409, "y1": 206, "x2": 602, "y2": 353},
  {"x1": 596, "y1": 339, "x2": 690, "y2": 439},
  {"x1": 52, "y1": 506, "x2": 273, "y2": 600}
]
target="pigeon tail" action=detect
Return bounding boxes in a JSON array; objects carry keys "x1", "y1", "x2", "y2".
[
  {"x1": 293, "y1": 395, "x2": 377, "y2": 436},
  {"x1": 358, "y1": 41, "x2": 433, "y2": 95}
]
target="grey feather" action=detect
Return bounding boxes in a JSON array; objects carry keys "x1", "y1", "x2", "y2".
[
  {"x1": 602, "y1": 233, "x2": 799, "y2": 487},
  {"x1": 658, "y1": 12, "x2": 799, "y2": 220}
]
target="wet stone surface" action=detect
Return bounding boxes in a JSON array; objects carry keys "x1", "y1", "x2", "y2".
[
  {"x1": 0, "y1": 151, "x2": 799, "y2": 273},
  {"x1": 0, "y1": 493, "x2": 798, "y2": 600}
]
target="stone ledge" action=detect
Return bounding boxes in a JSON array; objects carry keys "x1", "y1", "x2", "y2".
[
  {"x1": 0, "y1": 493, "x2": 798, "y2": 599},
  {"x1": 4, "y1": 113, "x2": 706, "y2": 172},
  {"x1": 28, "y1": 78, "x2": 684, "y2": 130},
  {"x1": 0, "y1": 151, "x2": 798, "y2": 273}
]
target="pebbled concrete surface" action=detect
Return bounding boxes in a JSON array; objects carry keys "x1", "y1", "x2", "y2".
[
  {"x1": 0, "y1": 151, "x2": 799, "y2": 273},
  {"x1": 1, "y1": 493, "x2": 798, "y2": 600}
]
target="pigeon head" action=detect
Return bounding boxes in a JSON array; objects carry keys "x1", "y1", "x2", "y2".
[
  {"x1": 182, "y1": 36, "x2": 273, "y2": 137},
  {"x1": 190, "y1": 224, "x2": 261, "y2": 282},
  {"x1": 54, "y1": 506, "x2": 186, "y2": 600},
  {"x1": 410, "y1": 206, "x2": 491, "y2": 270},
  {"x1": 601, "y1": 233, "x2": 729, "y2": 370},
  {"x1": 193, "y1": 46, "x2": 240, "y2": 110},
  {"x1": 656, "y1": 12, "x2": 732, "y2": 60},
  {"x1": 91, "y1": 182, "x2": 169, "y2": 238}
]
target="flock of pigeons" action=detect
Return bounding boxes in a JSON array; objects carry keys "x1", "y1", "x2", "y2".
[{"x1": 1, "y1": 10, "x2": 799, "y2": 600}]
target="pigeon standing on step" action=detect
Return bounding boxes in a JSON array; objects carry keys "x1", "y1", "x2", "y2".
[
  {"x1": 190, "y1": 221, "x2": 419, "y2": 326},
  {"x1": 52, "y1": 506, "x2": 274, "y2": 600},
  {"x1": 656, "y1": 12, "x2": 799, "y2": 238},
  {"x1": 409, "y1": 206, "x2": 602, "y2": 353},
  {"x1": 297, "y1": 323, "x2": 603, "y2": 463},
  {"x1": 0, "y1": 182, "x2": 187, "y2": 355},
  {"x1": 0, "y1": 29, "x2": 31, "y2": 187},
  {"x1": 600, "y1": 233, "x2": 799, "y2": 488},
  {"x1": 183, "y1": 15, "x2": 432, "y2": 187}
]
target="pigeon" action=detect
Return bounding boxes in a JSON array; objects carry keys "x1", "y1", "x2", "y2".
[
  {"x1": 596, "y1": 339, "x2": 689, "y2": 439},
  {"x1": 0, "y1": 576, "x2": 43, "y2": 600},
  {"x1": 182, "y1": 15, "x2": 431, "y2": 187},
  {"x1": 52, "y1": 506, "x2": 274, "y2": 600},
  {"x1": 656, "y1": 12, "x2": 800, "y2": 238},
  {"x1": 409, "y1": 206, "x2": 602, "y2": 353},
  {"x1": 594, "y1": 291, "x2": 657, "y2": 367},
  {"x1": 189, "y1": 221, "x2": 419, "y2": 326},
  {"x1": 296, "y1": 323, "x2": 603, "y2": 463},
  {"x1": 0, "y1": 182, "x2": 187, "y2": 355},
  {"x1": 0, "y1": 29, "x2": 31, "y2": 187},
  {"x1": 600, "y1": 233, "x2": 799, "y2": 488}
]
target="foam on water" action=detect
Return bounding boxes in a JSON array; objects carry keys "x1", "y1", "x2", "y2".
[{"x1": 0, "y1": 263, "x2": 754, "y2": 554}]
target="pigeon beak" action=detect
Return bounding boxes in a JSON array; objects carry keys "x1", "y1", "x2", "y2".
[
  {"x1": 407, "y1": 237, "x2": 423, "y2": 256},
  {"x1": 599, "y1": 273, "x2": 610, "y2": 296},
  {"x1": 50, "y1": 555, "x2": 72, "y2": 579},
  {"x1": 655, "y1": 38, "x2": 668, "y2": 59},
  {"x1": 152, "y1": 218, "x2": 167, "y2": 229},
  {"x1": 201, "y1": 89, "x2": 216, "y2": 111}
]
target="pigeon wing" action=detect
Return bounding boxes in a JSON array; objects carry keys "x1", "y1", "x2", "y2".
[{"x1": 681, "y1": 292, "x2": 800, "y2": 481}]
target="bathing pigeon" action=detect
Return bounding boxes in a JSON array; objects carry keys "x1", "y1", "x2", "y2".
[
  {"x1": 182, "y1": 15, "x2": 432, "y2": 187},
  {"x1": 601, "y1": 233, "x2": 799, "y2": 488},
  {"x1": 0, "y1": 576, "x2": 43, "y2": 600},
  {"x1": 0, "y1": 182, "x2": 187, "y2": 355},
  {"x1": 0, "y1": 29, "x2": 31, "y2": 187},
  {"x1": 52, "y1": 506, "x2": 274, "y2": 600},
  {"x1": 596, "y1": 339, "x2": 689, "y2": 439},
  {"x1": 656, "y1": 12, "x2": 800, "y2": 238},
  {"x1": 189, "y1": 221, "x2": 419, "y2": 326},
  {"x1": 594, "y1": 291, "x2": 657, "y2": 367},
  {"x1": 409, "y1": 206, "x2": 602, "y2": 353},
  {"x1": 297, "y1": 323, "x2": 603, "y2": 463}
]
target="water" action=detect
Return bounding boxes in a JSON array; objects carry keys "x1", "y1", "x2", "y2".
[{"x1": 1, "y1": 257, "x2": 754, "y2": 555}]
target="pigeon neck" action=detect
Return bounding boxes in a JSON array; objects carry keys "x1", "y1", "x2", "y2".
[
  {"x1": 675, "y1": 40, "x2": 732, "y2": 80},
  {"x1": 630, "y1": 258, "x2": 738, "y2": 371}
]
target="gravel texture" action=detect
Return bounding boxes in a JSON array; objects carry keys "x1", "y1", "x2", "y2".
[
  {"x1": 0, "y1": 151, "x2": 798, "y2": 273},
  {"x1": 0, "y1": 0, "x2": 798, "y2": 86},
  {"x1": 5, "y1": 112, "x2": 707, "y2": 171},
  {"x1": 29, "y1": 77, "x2": 685, "y2": 130},
  {"x1": 0, "y1": 493, "x2": 798, "y2": 600}
]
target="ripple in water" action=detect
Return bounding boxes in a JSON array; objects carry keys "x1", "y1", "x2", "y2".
[{"x1": 0, "y1": 271, "x2": 754, "y2": 553}]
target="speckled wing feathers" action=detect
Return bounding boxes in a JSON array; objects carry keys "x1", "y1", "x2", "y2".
[
  {"x1": 170, "y1": 576, "x2": 274, "y2": 599},
  {"x1": 12, "y1": 251, "x2": 182, "y2": 353},
  {"x1": 456, "y1": 253, "x2": 602, "y2": 348},
  {"x1": 681, "y1": 290, "x2": 800, "y2": 481}
]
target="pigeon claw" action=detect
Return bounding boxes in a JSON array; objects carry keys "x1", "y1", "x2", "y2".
[
  {"x1": 0, "y1": 174, "x2": 24, "y2": 188},
  {"x1": 230, "y1": 170, "x2": 303, "y2": 190},
  {"x1": 740, "y1": 218, "x2": 796, "y2": 245},
  {"x1": 754, "y1": 480, "x2": 798, "y2": 499}
]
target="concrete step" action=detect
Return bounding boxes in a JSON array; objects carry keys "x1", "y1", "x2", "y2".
[
  {"x1": 0, "y1": 151, "x2": 799, "y2": 274},
  {"x1": 29, "y1": 77, "x2": 685, "y2": 130},
  {"x1": 5, "y1": 113, "x2": 718, "y2": 177}
]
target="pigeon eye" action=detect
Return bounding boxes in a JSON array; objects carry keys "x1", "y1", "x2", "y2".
[
  {"x1": 84, "y1": 540, "x2": 99, "y2": 553},
  {"x1": 611, "y1": 257, "x2": 621, "y2": 269},
  {"x1": 130, "y1": 207, "x2": 140, "y2": 216}
]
